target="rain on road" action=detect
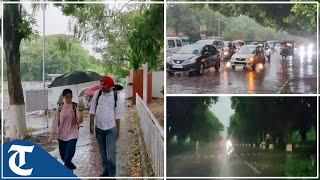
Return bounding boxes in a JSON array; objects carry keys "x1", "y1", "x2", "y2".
[
  {"x1": 166, "y1": 50, "x2": 317, "y2": 94},
  {"x1": 167, "y1": 144, "x2": 290, "y2": 177}
]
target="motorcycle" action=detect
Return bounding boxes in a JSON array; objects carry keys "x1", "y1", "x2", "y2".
[{"x1": 280, "y1": 48, "x2": 290, "y2": 60}]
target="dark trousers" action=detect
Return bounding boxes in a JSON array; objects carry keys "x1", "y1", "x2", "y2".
[
  {"x1": 58, "y1": 138, "x2": 77, "y2": 169},
  {"x1": 95, "y1": 127, "x2": 116, "y2": 176}
]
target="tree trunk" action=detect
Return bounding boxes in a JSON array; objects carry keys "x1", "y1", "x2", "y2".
[
  {"x1": 300, "y1": 129, "x2": 307, "y2": 141},
  {"x1": 4, "y1": 4, "x2": 27, "y2": 139}
]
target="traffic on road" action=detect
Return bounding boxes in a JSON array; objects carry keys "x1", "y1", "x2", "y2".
[{"x1": 166, "y1": 37, "x2": 316, "y2": 94}]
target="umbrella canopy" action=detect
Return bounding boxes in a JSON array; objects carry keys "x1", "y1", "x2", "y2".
[
  {"x1": 86, "y1": 85, "x2": 101, "y2": 97},
  {"x1": 86, "y1": 84, "x2": 124, "y2": 98},
  {"x1": 48, "y1": 71, "x2": 103, "y2": 88},
  {"x1": 79, "y1": 89, "x2": 87, "y2": 97}
]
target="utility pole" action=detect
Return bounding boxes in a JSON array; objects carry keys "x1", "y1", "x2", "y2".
[{"x1": 42, "y1": 4, "x2": 46, "y2": 90}]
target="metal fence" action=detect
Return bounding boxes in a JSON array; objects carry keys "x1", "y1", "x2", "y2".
[{"x1": 136, "y1": 93, "x2": 164, "y2": 177}]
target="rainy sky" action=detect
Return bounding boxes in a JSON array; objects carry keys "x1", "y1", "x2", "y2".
[
  {"x1": 23, "y1": 4, "x2": 100, "y2": 59},
  {"x1": 210, "y1": 96, "x2": 234, "y2": 139}
]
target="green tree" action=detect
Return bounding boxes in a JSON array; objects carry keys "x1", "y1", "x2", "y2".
[
  {"x1": 4, "y1": 3, "x2": 32, "y2": 138},
  {"x1": 128, "y1": 4, "x2": 164, "y2": 70},
  {"x1": 167, "y1": 97, "x2": 224, "y2": 143},
  {"x1": 229, "y1": 97, "x2": 316, "y2": 150},
  {"x1": 17, "y1": 35, "x2": 101, "y2": 81}
]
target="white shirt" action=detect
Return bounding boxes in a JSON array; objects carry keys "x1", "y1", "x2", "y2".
[{"x1": 89, "y1": 90, "x2": 121, "y2": 130}]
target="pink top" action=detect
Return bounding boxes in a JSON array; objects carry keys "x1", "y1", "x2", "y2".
[{"x1": 52, "y1": 104, "x2": 79, "y2": 141}]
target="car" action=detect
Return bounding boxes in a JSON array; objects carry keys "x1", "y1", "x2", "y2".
[
  {"x1": 166, "y1": 37, "x2": 183, "y2": 57},
  {"x1": 229, "y1": 45, "x2": 266, "y2": 71},
  {"x1": 195, "y1": 39, "x2": 227, "y2": 60},
  {"x1": 166, "y1": 44, "x2": 221, "y2": 75},
  {"x1": 194, "y1": 39, "x2": 225, "y2": 52}
]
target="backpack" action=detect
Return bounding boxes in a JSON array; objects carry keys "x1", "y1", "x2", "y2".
[
  {"x1": 95, "y1": 89, "x2": 118, "y2": 112},
  {"x1": 58, "y1": 102, "x2": 79, "y2": 129}
]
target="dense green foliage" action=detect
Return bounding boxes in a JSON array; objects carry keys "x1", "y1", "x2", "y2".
[
  {"x1": 5, "y1": 4, "x2": 164, "y2": 81},
  {"x1": 222, "y1": 16, "x2": 276, "y2": 41},
  {"x1": 128, "y1": 4, "x2": 164, "y2": 70},
  {"x1": 228, "y1": 97, "x2": 316, "y2": 146},
  {"x1": 285, "y1": 154, "x2": 316, "y2": 176},
  {"x1": 167, "y1": 97, "x2": 224, "y2": 143},
  {"x1": 4, "y1": 35, "x2": 103, "y2": 81},
  {"x1": 167, "y1": 4, "x2": 317, "y2": 41},
  {"x1": 59, "y1": 3, "x2": 164, "y2": 72}
]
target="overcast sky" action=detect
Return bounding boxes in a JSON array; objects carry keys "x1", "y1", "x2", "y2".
[
  {"x1": 210, "y1": 96, "x2": 234, "y2": 139},
  {"x1": 25, "y1": 4, "x2": 71, "y2": 36},
  {"x1": 24, "y1": 4, "x2": 102, "y2": 59}
]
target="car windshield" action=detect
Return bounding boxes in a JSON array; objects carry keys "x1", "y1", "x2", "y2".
[
  {"x1": 168, "y1": 40, "x2": 175, "y2": 48},
  {"x1": 177, "y1": 46, "x2": 202, "y2": 55},
  {"x1": 195, "y1": 40, "x2": 212, "y2": 45},
  {"x1": 238, "y1": 46, "x2": 255, "y2": 54}
]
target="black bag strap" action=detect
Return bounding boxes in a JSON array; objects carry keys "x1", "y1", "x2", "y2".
[
  {"x1": 95, "y1": 89, "x2": 118, "y2": 112},
  {"x1": 57, "y1": 102, "x2": 78, "y2": 127},
  {"x1": 114, "y1": 90, "x2": 118, "y2": 108},
  {"x1": 95, "y1": 90, "x2": 103, "y2": 110}
]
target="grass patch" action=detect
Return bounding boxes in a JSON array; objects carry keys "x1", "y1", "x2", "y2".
[
  {"x1": 284, "y1": 154, "x2": 316, "y2": 177},
  {"x1": 167, "y1": 139, "x2": 195, "y2": 157}
]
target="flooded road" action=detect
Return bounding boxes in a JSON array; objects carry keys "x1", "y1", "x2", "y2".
[{"x1": 166, "y1": 51, "x2": 317, "y2": 94}]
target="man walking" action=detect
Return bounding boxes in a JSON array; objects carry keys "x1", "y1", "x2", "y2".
[{"x1": 90, "y1": 75, "x2": 120, "y2": 177}]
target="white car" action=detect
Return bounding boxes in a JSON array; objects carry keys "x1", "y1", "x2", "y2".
[{"x1": 229, "y1": 45, "x2": 266, "y2": 71}]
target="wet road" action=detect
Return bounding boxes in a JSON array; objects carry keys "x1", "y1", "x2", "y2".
[
  {"x1": 166, "y1": 51, "x2": 317, "y2": 94},
  {"x1": 167, "y1": 148, "x2": 259, "y2": 177},
  {"x1": 167, "y1": 145, "x2": 291, "y2": 177}
]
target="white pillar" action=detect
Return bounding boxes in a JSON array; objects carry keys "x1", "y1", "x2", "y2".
[
  {"x1": 286, "y1": 144, "x2": 293, "y2": 152},
  {"x1": 269, "y1": 144, "x2": 274, "y2": 150},
  {"x1": 143, "y1": 63, "x2": 148, "y2": 103},
  {"x1": 9, "y1": 105, "x2": 27, "y2": 139}
]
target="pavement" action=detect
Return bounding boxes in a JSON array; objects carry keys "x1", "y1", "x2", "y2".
[
  {"x1": 167, "y1": 50, "x2": 317, "y2": 94},
  {"x1": 48, "y1": 115, "x2": 134, "y2": 177},
  {"x1": 18, "y1": 91, "x2": 151, "y2": 177}
]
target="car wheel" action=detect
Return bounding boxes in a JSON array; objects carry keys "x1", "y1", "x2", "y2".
[{"x1": 197, "y1": 63, "x2": 205, "y2": 75}]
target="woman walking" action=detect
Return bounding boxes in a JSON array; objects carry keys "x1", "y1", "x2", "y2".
[{"x1": 50, "y1": 89, "x2": 84, "y2": 170}]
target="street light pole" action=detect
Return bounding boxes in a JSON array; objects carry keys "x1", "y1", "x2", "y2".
[{"x1": 42, "y1": 4, "x2": 46, "y2": 90}]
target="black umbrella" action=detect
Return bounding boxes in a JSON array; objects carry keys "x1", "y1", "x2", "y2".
[{"x1": 48, "y1": 71, "x2": 103, "y2": 88}]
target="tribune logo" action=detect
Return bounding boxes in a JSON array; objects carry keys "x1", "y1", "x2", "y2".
[{"x1": 8, "y1": 144, "x2": 34, "y2": 176}]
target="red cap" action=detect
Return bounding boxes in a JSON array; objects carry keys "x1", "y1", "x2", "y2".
[{"x1": 100, "y1": 75, "x2": 115, "y2": 88}]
